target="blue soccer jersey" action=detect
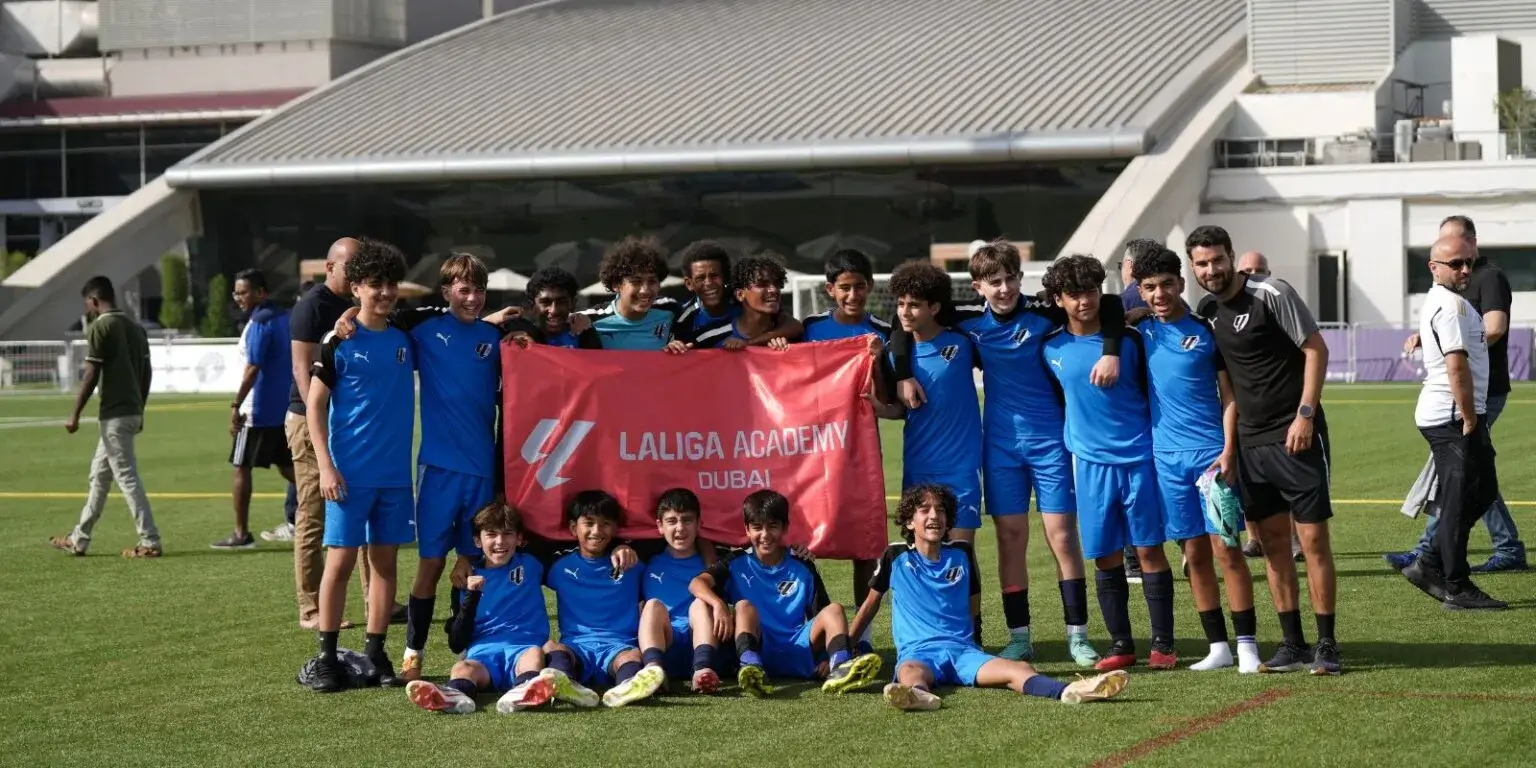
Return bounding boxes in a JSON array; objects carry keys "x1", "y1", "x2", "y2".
[
  {"x1": 951, "y1": 301, "x2": 1068, "y2": 441},
  {"x1": 1041, "y1": 326, "x2": 1153, "y2": 465},
  {"x1": 546, "y1": 330, "x2": 580, "y2": 348},
  {"x1": 466, "y1": 552, "x2": 551, "y2": 647},
  {"x1": 644, "y1": 550, "x2": 708, "y2": 631},
  {"x1": 545, "y1": 548, "x2": 645, "y2": 643},
  {"x1": 1136, "y1": 313, "x2": 1226, "y2": 453},
  {"x1": 409, "y1": 312, "x2": 502, "y2": 479},
  {"x1": 706, "y1": 550, "x2": 830, "y2": 641},
  {"x1": 580, "y1": 298, "x2": 685, "y2": 351},
  {"x1": 887, "y1": 330, "x2": 982, "y2": 479},
  {"x1": 870, "y1": 541, "x2": 982, "y2": 653},
  {"x1": 802, "y1": 311, "x2": 892, "y2": 342},
  {"x1": 241, "y1": 303, "x2": 292, "y2": 428},
  {"x1": 313, "y1": 325, "x2": 415, "y2": 488}
]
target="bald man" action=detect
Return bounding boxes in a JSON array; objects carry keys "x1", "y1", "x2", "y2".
[
  {"x1": 285, "y1": 238, "x2": 399, "y2": 629},
  {"x1": 1237, "y1": 252, "x2": 1270, "y2": 277}
]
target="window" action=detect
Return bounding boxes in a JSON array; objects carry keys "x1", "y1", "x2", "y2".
[{"x1": 1407, "y1": 246, "x2": 1536, "y2": 293}]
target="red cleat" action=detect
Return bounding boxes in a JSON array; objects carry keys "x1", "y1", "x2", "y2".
[
  {"x1": 1148, "y1": 647, "x2": 1178, "y2": 670},
  {"x1": 1095, "y1": 653, "x2": 1137, "y2": 672},
  {"x1": 691, "y1": 668, "x2": 720, "y2": 694}
]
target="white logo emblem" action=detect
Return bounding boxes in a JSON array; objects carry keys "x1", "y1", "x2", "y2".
[
  {"x1": 352, "y1": 351, "x2": 369, "y2": 363},
  {"x1": 436, "y1": 333, "x2": 452, "y2": 346},
  {"x1": 563, "y1": 568, "x2": 579, "y2": 579},
  {"x1": 1181, "y1": 335, "x2": 1200, "y2": 351},
  {"x1": 1232, "y1": 313, "x2": 1250, "y2": 332},
  {"x1": 396, "y1": 346, "x2": 407, "y2": 364},
  {"x1": 1049, "y1": 358, "x2": 1063, "y2": 370},
  {"x1": 476, "y1": 342, "x2": 493, "y2": 359},
  {"x1": 521, "y1": 419, "x2": 598, "y2": 490},
  {"x1": 1012, "y1": 328, "x2": 1032, "y2": 345},
  {"x1": 649, "y1": 572, "x2": 664, "y2": 583}
]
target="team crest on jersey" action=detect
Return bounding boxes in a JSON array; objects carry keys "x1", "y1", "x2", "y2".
[
  {"x1": 1181, "y1": 335, "x2": 1200, "y2": 351},
  {"x1": 1012, "y1": 328, "x2": 1032, "y2": 345},
  {"x1": 653, "y1": 323, "x2": 667, "y2": 340},
  {"x1": 396, "y1": 346, "x2": 407, "y2": 363},
  {"x1": 1232, "y1": 313, "x2": 1250, "y2": 332},
  {"x1": 610, "y1": 566, "x2": 624, "y2": 582},
  {"x1": 776, "y1": 579, "x2": 798, "y2": 597},
  {"x1": 939, "y1": 345, "x2": 959, "y2": 362},
  {"x1": 476, "y1": 342, "x2": 492, "y2": 360},
  {"x1": 509, "y1": 565, "x2": 525, "y2": 586},
  {"x1": 941, "y1": 565, "x2": 963, "y2": 584}
]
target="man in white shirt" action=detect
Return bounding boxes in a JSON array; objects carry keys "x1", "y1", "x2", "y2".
[{"x1": 1399, "y1": 236, "x2": 1506, "y2": 611}]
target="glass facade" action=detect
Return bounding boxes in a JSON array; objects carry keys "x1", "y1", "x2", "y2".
[
  {"x1": 1406, "y1": 246, "x2": 1536, "y2": 293},
  {"x1": 194, "y1": 161, "x2": 1127, "y2": 306}
]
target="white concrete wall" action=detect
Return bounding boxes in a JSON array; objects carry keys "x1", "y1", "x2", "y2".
[
  {"x1": 108, "y1": 39, "x2": 392, "y2": 96},
  {"x1": 1396, "y1": 39, "x2": 1454, "y2": 118},
  {"x1": 1224, "y1": 91, "x2": 1379, "y2": 139},
  {"x1": 1195, "y1": 209, "x2": 1317, "y2": 308},
  {"x1": 1452, "y1": 35, "x2": 1507, "y2": 159}
]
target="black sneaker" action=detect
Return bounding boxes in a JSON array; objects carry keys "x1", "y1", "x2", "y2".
[
  {"x1": 1400, "y1": 561, "x2": 1450, "y2": 603},
  {"x1": 1242, "y1": 538, "x2": 1263, "y2": 558},
  {"x1": 1124, "y1": 547, "x2": 1144, "y2": 583},
  {"x1": 1259, "y1": 642, "x2": 1313, "y2": 673},
  {"x1": 370, "y1": 651, "x2": 405, "y2": 688},
  {"x1": 210, "y1": 532, "x2": 256, "y2": 550},
  {"x1": 1442, "y1": 586, "x2": 1508, "y2": 611},
  {"x1": 309, "y1": 654, "x2": 346, "y2": 693},
  {"x1": 1309, "y1": 639, "x2": 1341, "y2": 676}
]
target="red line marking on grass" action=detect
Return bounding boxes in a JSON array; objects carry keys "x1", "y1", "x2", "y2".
[{"x1": 1090, "y1": 689, "x2": 1292, "y2": 768}]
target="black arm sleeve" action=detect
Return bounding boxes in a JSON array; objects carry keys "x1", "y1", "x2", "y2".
[
  {"x1": 1126, "y1": 328, "x2": 1150, "y2": 400},
  {"x1": 887, "y1": 314, "x2": 914, "y2": 381},
  {"x1": 1098, "y1": 293, "x2": 1124, "y2": 356},
  {"x1": 500, "y1": 316, "x2": 543, "y2": 343},
  {"x1": 868, "y1": 544, "x2": 901, "y2": 594},
  {"x1": 312, "y1": 335, "x2": 341, "y2": 390},
  {"x1": 444, "y1": 588, "x2": 481, "y2": 655},
  {"x1": 877, "y1": 351, "x2": 899, "y2": 404},
  {"x1": 576, "y1": 327, "x2": 603, "y2": 349},
  {"x1": 962, "y1": 542, "x2": 982, "y2": 597},
  {"x1": 807, "y1": 559, "x2": 832, "y2": 614},
  {"x1": 391, "y1": 306, "x2": 447, "y2": 333}
]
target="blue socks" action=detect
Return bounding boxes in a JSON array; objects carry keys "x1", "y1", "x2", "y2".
[
  {"x1": 1095, "y1": 566, "x2": 1133, "y2": 644},
  {"x1": 548, "y1": 649, "x2": 576, "y2": 675},
  {"x1": 1022, "y1": 675, "x2": 1068, "y2": 700},
  {"x1": 641, "y1": 647, "x2": 666, "y2": 669},
  {"x1": 693, "y1": 644, "x2": 716, "y2": 671},
  {"x1": 614, "y1": 661, "x2": 643, "y2": 684}
]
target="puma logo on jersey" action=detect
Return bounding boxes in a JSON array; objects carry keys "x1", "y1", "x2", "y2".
[
  {"x1": 1049, "y1": 358, "x2": 1063, "y2": 370},
  {"x1": 509, "y1": 565, "x2": 525, "y2": 585},
  {"x1": 563, "y1": 568, "x2": 579, "y2": 579},
  {"x1": 436, "y1": 332, "x2": 452, "y2": 346},
  {"x1": 649, "y1": 572, "x2": 664, "y2": 583},
  {"x1": 776, "y1": 579, "x2": 798, "y2": 597},
  {"x1": 940, "y1": 345, "x2": 959, "y2": 362},
  {"x1": 1181, "y1": 335, "x2": 1200, "y2": 351},
  {"x1": 352, "y1": 351, "x2": 370, "y2": 363}
]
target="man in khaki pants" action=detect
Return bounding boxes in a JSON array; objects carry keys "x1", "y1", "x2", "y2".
[
  {"x1": 51, "y1": 276, "x2": 162, "y2": 558},
  {"x1": 287, "y1": 238, "x2": 400, "y2": 629}
]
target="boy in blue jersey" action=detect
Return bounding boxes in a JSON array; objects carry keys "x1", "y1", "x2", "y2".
[
  {"x1": 676, "y1": 240, "x2": 739, "y2": 336},
  {"x1": 1130, "y1": 247, "x2": 1260, "y2": 673},
  {"x1": 510, "y1": 267, "x2": 602, "y2": 348},
  {"x1": 870, "y1": 262, "x2": 984, "y2": 542},
  {"x1": 848, "y1": 485, "x2": 1129, "y2": 711},
  {"x1": 691, "y1": 255, "x2": 797, "y2": 350},
  {"x1": 1041, "y1": 254, "x2": 1176, "y2": 673},
  {"x1": 628, "y1": 488, "x2": 730, "y2": 693},
  {"x1": 801, "y1": 249, "x2": 893, "y2": 343},
  {"x1": 688, "y1": 490, "x2": 883, "y2": 696},
  {"x1": 889, "y1": 240, "x2": 1124, "y2": 667},
  {"x1": 303, "y1": 238, "x2": 416, "y2": 692},
  {"x1": 406, "y1": 503, "x2": 599, "y2": 714},
  {"x1": 576, "y1": 237, "x2": 689, "y2": 351},
  {"x1": 542, "y1": 490, "x2": 670, "y2": 707}
]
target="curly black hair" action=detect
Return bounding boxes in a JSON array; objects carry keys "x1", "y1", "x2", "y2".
[
  {"x1": 345, "y1": 237, "x2": 407, "y2": 286},
  {"x1": 526, "y1": 266, "x2": 579, "y2": 299},
  {"x1": 1122, "y1": 238, "x2": 1163, "y2": 267},
  {"x1": 1129, "y1": 246, "x2": 1183, "y2": 284},
  {"x1": 888, "y1": 261, "x2": 951, "y2": 305},
  {"x1": 598, "y1": 236, "x2": 669, "y2": 291},
  {"x1": 1183, "y1": 225, "x2": 1233, "y2": 258},
  {"x1": 731, "y1": 254, "x2": 787, "y2": 291},
  {"x1": 895, "y1": 484, "x2": 957, "y2": 544},
  {"x1": 678, "y1": 240, "x2": 732, "y2": 277},
  {"x1": 1041, "y1": 254, "x2": 1105, "y2": 298}
]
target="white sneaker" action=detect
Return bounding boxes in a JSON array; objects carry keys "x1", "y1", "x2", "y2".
[
  {"x1": 406, "y1": 680, "x2": 476, "y2": 714},
  {"x1": 883, "y1": 682, "x2": 942, "y2": 711},
  {"x1": 260, "y1": 522, "x2": 295, "y2": 542}
]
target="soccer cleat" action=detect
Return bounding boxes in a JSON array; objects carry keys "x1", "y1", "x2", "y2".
[
  {"x1": 690, "y1": 668, "x2": 719, "y2": 694},
  {"x1": 260, "y1": 522, "x2": 296, "y2": 542},
  {"x1": 1469, "y1": 555, "x2": 1528, "y2": 574},
  {"x1": 1308, "y1": 639, "x2": 1342, "y2": 676},
  {"x1": 1061, "y1": 670, "x2": 1130, "y2": 704},
  {"x1": 1000, "y1": 628, "x2": 1035, "y2": 662},
  {"x1": 308, "y1": 654, "x2": 346, "y2": 693},
  {"x1": 1442, "y1": 586, "x2": 1508, "y2": 611},
  {"x1": 210, "y1": 532, "x2": 256, "y2": 550},
  {"x1": 1067, "y1": 633, "x2": 1101, "y2": 668},
  {"x1": 122, "y1": 545, "x2": 162, "y2": 559},
  {"x1": 398, "y1": 651, "x2": 423, "y2": 683},
  {"x1": 1095, "y1": 641, "x2": 1136, "y2": 672},
  {"x1": 1383, "y1": 551, "x2": 1418, "y2": 571},
  {"x1": 1291, "y1": 536, "x2": 1304, "y2": 563},
  {"x1": 407, "y1": 680, "x2": 476, "y2": 714},
  {"x1": 1241, "y1": 538, "x2": 1263, "y2": 559},
  {"x1": 49, "y1": 535, "x2": 85, "y2": 557},
  {"x1": 1124, "y1": 548, "x2": 1144, "y2": 584},
  {"x1": 602, "y1": 665, "x2": 666, "y2": 708},
  {"x1": 545, "y1": 668, "x2": 600, "y2": 707},
  {"x1": 883, "y1": 682, "x2": 942, "y2": 711},
  {"x1": 497, "y1": 669, "x2": 558, "y2": 713},
  {"x1": 822, "y1": 652, "x2": 883, "y2": 694},
  {"x1": 737, "y1": 664, "x2": 773, "y2": 697},
  {"x1": 1147, "y1": 643, "x2": 1178, "y2": 670},
  {"x1": 1258, "y1": 642, "x2": 1313, "y2": 673},
  {"x1": 369, "y1": 651, "x2": 405, "y2": 688}
]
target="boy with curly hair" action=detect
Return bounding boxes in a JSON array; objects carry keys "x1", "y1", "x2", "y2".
[
  {"x1": 691, "y1": 254, "x2": 800, "y2": 350},
  {"x1": 573, "y1": 236, "x2": 688, "y2": 351}
]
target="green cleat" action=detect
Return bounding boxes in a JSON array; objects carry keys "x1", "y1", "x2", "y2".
[
  {"x1": 602, "y1": 664, "x2": 666, "y2": 708},
  {"x1": 1000, "y1": 628, "x2": 1035, "y2": 662},
  {"x1": 822, "y1": 652, "x2": 882, "y2": 694},
  {"x1": 737, "y1": 664, "x2": 773, "y2": 697},
  {"x1": 1068, "y1": 633, "x2": 1101, "y2": 668},
  {"x1": 545, "y1": 668, "x2": 600, "y2": 708}
]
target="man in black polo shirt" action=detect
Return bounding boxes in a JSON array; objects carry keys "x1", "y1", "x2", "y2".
[{"x1": 1187, "y1": 225, "x2": 1340, "y2": 676}]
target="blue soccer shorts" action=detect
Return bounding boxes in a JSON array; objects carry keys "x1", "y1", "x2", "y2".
[
  {"x1": 1156, "y1": 448, "x2": 1224, "y2": 542},
  {"x1": 464, "y1": 638, "x2": 545, "y2": 690},
  {"x1": 1073, "y1": 458, "x2": 1165, "y2": 559},
  {"x1": 662, "y1": 624, "x2": 694, "y2": 680},
  {"x1": 897, "y1": 640, "x2": 994, "y2": 687},
  {"x1": 416, "y1": 465, "x2": 496, "y2": 559},
  {"x1": 323, "y1": 486, "x2": 414, "y2": 548},
  {"x1": 761, "y1": 622, "x2": 820, "y2": 680},
  {"x1": 902, "y1": 470, "x2": 983, "y2": 529},
  {"x1": 983, "y1": 438, "x2": 1077, "y2": 516},
  {"x1": 566, "y1": 636, "x2": 635, "y2": 688}
]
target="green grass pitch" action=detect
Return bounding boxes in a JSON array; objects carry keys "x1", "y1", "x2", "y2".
[{"x1": 1, "y1": 385, "x2": 1533, "y2": 767}]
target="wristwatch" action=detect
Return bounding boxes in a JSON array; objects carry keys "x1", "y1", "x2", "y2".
[{"x1": 1297, "y1": 404, "x2": 1315, "y2": 419}]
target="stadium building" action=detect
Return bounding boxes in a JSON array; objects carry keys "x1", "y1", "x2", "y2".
[{"x1": 3, "y1": 0, "x2": 1536, "y2": 360}]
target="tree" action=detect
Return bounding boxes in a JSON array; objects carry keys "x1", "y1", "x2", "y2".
[
  {"x1": 0, "y1": 251, "x2": 27, "y2": 280},
  {"x1": 200, "y1": 274, "x2": 235, "y2": 337},
  {"x1": 1495, "y1": 87, "x2": 1536, "y2": 158},
  {"x1": 159, "y1": 254, "x2": 192, "y2": 331}
]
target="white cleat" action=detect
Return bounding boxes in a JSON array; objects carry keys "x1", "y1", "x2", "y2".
[
  {"x1": 406, "y1": 680, "x2": 476, "y2": 714},
  {"x1": 546, "y1": 667, "x2": 600, "y2": 708},
  {"x1": 1061, "y1": 670, "x2": 1130, "y2": 704},
  {"x1": 496, "y1": 668, "x2": 558, "y2": 713},
  {"x1": 883, "y1": 682, "x2": 942, "y2": 711}
]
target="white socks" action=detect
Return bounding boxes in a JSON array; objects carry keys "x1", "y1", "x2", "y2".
[
  {"x1": 1190, "y1": 641, "x2": 1234, "y2": 671},
  {"x1": 1237, "y1": 639, "x2": 1261, "y2": 674}
]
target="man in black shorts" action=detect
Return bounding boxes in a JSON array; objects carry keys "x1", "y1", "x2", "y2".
[{"x1": 1187, "y1": 225, "x2": 1340, "y2": 676}]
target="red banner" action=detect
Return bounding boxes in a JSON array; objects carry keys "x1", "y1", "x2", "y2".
[{"x1": 501, "y1": 337, "x2": 888, "y2": 559}]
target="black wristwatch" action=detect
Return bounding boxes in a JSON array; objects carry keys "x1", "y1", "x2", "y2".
[{"x1": 1297, "y1": 404, "x2": 1315, "y2": 419}]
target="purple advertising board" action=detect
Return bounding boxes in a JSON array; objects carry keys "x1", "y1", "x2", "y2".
[{"x1": 1324, "y1": 327, "x2": 1532, "y2": 383}]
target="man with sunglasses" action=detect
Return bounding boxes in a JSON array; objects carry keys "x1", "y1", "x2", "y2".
[
  {"x1": 1397, "y1": 235, "x2": 1507, "y2": 610},
  {"x1": 1389, "y1": 216, "x2": 1526, "y2": 574}
]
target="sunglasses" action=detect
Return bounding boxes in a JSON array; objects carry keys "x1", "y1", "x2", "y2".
[{"x1": 1431, "y1": 259, "x2": 1472, "y2": 271}]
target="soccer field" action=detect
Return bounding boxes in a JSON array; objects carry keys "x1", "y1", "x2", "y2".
[{"x1": 2, "y1": 386, "x2": 1533, "y2": 767}]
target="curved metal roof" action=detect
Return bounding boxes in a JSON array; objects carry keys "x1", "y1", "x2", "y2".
[{"x1": 168, "y1": 0, "x2": 1246, "y2": 188}]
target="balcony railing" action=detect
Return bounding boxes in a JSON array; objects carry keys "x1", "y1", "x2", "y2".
[{"x1": 1214, "y1": 129, "x2": 1536, "y2": 169}]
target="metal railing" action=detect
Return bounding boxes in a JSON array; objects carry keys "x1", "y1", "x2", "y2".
[{"x1": 1214, "y1": 129, "x2": 1536, "y2": 169}]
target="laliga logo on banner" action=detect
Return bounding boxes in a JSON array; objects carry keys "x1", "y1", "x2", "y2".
[{"x1": 521, "y1": 419, "x2": 597, "y2": 490}]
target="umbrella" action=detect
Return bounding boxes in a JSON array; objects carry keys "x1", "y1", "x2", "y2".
[
  {"x1": 487, "y1": 269, "x2": 530, "y2": 292},
  {"x1": 796, "y1": 232, "x2": 891, "y2": 264},
  {"x1": 534, "y1": 239, "x2": 610, "y2": 275},
  {"x1": 579, "y1": 275, "x2": 685, "y2": 298},
  {"x1": 397, "y1": 281, "x2": 432, "y2": 299}
]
